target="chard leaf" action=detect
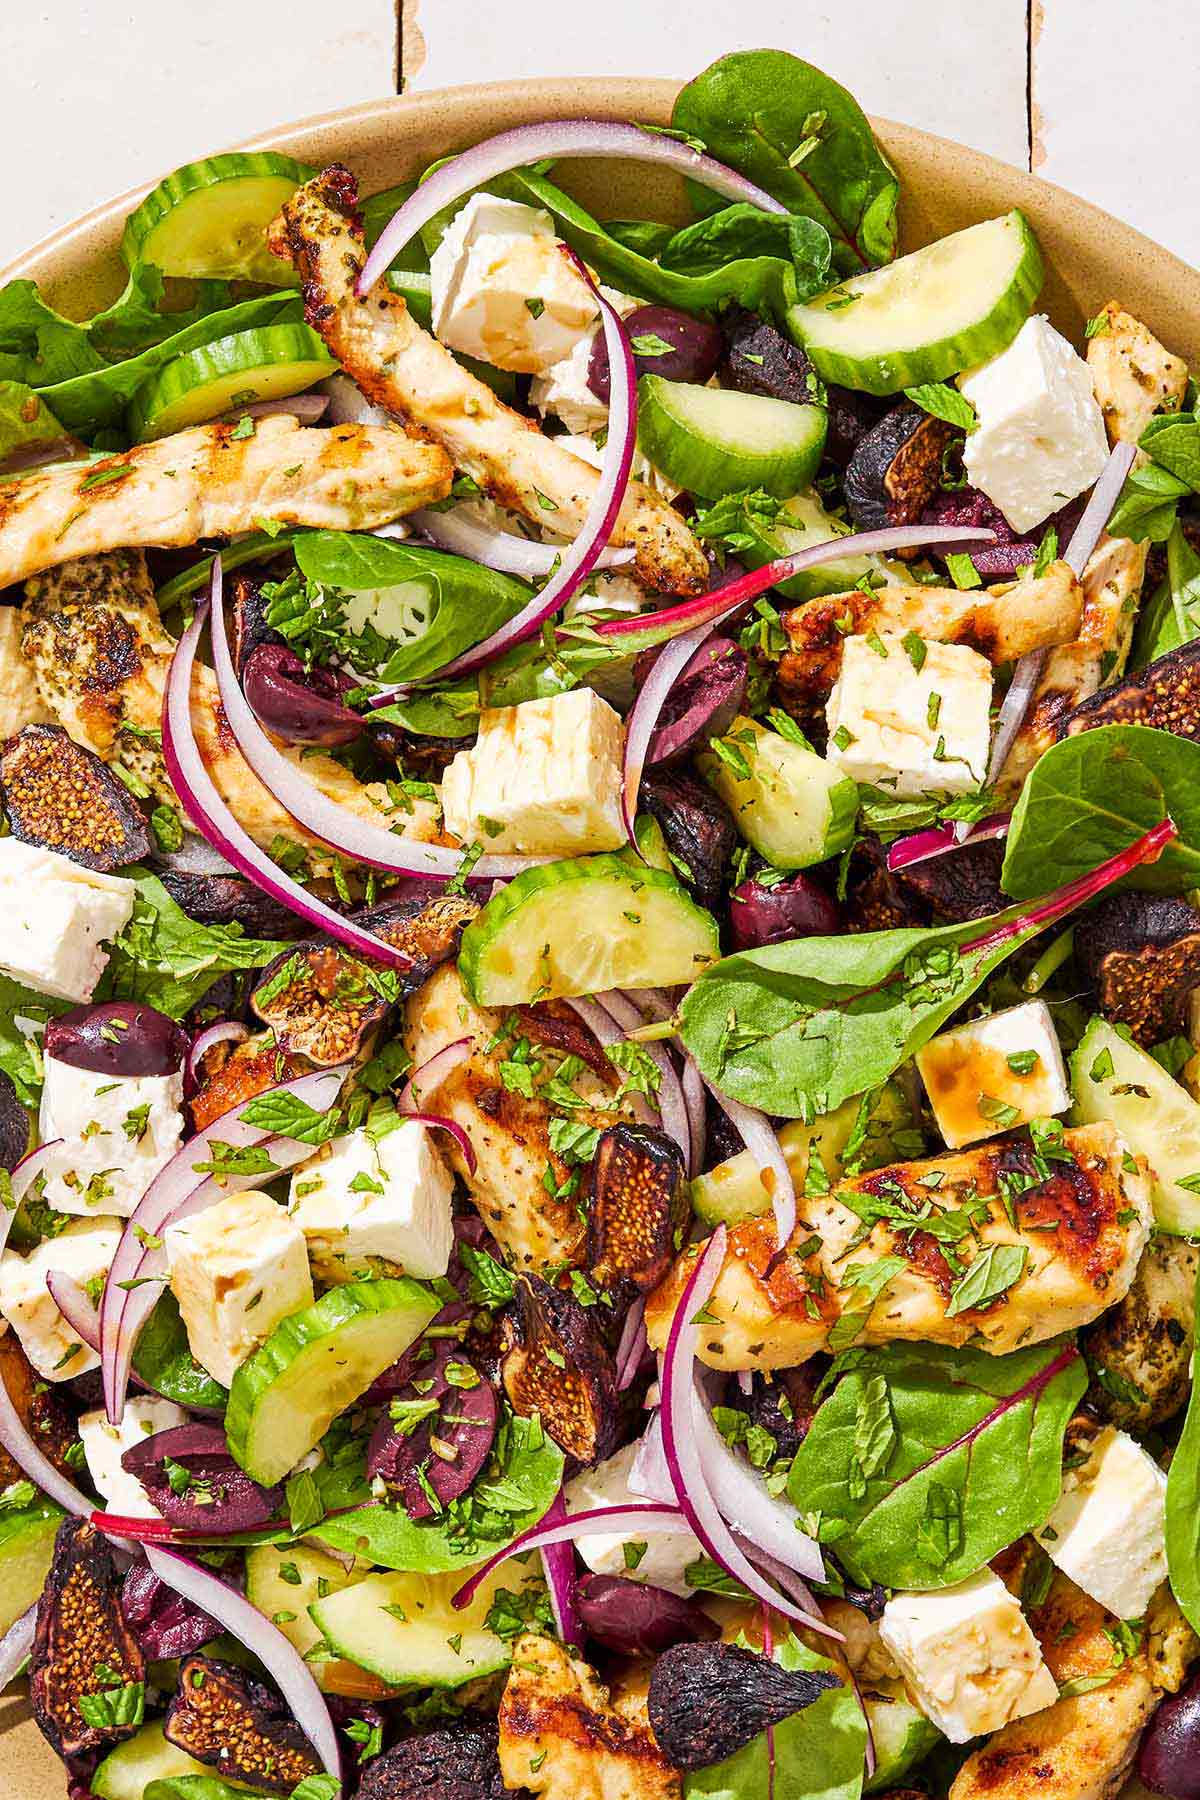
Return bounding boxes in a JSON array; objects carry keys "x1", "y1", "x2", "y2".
[
  {"x1": 1140, "y1": 411, "x2": 1200, "y2": 492},
  {"x1": 1166, "y1": 1262, "x2": 1200, "y2": 1631},
  {"x1": 787, "y1": 1339, "x2": 1085, "y2": 1588}
]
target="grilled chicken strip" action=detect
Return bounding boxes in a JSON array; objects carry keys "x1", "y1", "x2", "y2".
[
  {"x1": 404, "y1": 963, "x2": 622, "y2": 1271},
  {"x1": 0, "y1": 414, "x2": 449, "y2": 590},
  {"x1": 0, "y1": 605, "x2": 52, "y2": 737},
  {"x1": 269, "y1": 166, "x2": 708, "y2": 596},
  {"x1": 498, "y1": 1633, "x2": 680, "y2": 1800},
  {"x1": 1082, "y1": 1235, "x2": 1200, "y2": 1431},
  {"x1": 777, "y1": 562, "x2": 1083, "y2": 713},
  {"x1": 1086, "y1": 301, "x2": 1188, "y2": 450},
  {"x1": 645, "y1": 1123, "x2": 1151, "y2": 1371},
  {"x1": 21, "y1": 551, "x2": 439, "y2": 859}
]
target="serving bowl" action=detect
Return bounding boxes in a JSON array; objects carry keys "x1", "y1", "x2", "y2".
[{"x1": 2, "y1": 71, "x2": 1198, "y2": 1797}]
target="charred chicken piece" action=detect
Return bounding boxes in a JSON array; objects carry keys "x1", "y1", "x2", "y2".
[
  {"x1": 228, "y1": 571, "x2": 284, "y2": 680},
  {"x1": 1074, "y1": 892, "x2": 1200, "y2": 1045},
  {"x1": 1061, "y1": 637, "x2": 1200, "y2": 741},
  {"x1": 586, "y1": 1125, "x2": 688, "y2": 1297},
  {"x1": 647, "y1": 1641, "x2": 839, "y2": 1771},
  {"x1": 0, "y1": 722, "x2": 151, "y2": 871},
  {"x1": 164, "y1": 1655, "x2": 321, "y2": 1793},
  {"x1": 639, "y1": 767, "x2": 736, "y2": 912},
  {"x1": 29, "y1": 1520, "x2": 145, "y2": 1759},
  {"x1": 844, "y1": 401, "x2": 957, "y2": 540},
  {"x1": 1082, "y1": 1236, "x2": 1200, "y2": 1431},
  {"x1": 501, "y1": 1274, "x2": 620, "y2": 1465},
  {"x1": 357, "y1": 1719, "x2": 512, "y2": 1800}
]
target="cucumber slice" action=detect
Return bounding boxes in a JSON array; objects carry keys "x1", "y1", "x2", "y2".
[
  {"x1": 863, "y1": 1681, "x2": 942, "y2": 1793},
  {"x1": 0, "y1": 1496, "x2": 63, "y2": 1635},
  {"x1": 696, "y1": 715, "x2": 858, "y2": 869},
  {"x1": 738, "y1": 489, "x2": 902, "y2": 604},
  {"x1": 128, "y1": 324, "x2": 335, "y2": 441},
  {"x1": 788, "y1": 210, "x2": 1043, "y2": 395},
  {"x1": 1070, "y1": 1018, "x2": 1200, "y2": 1234},
  {"x1": 225, "y1": 1278, "x2": 440, "y2": 1486},
  {"x1": 636, "y1": 375, "x2": 827, "y2": 501},
  {"x1": 244, "y1": 1543, "x2": 391, "y2": 1699},
  {"x1": 458, "y1": 853, "x2": 720, "y2": 1007},
  {"x1": 309, "y1": 1556, "x2": 545, "y2": 1688},
  {"x1": 121, "y1": 152, "x2": 315, "y2": 285},
  {"x1": 93, "y1": 1724, "x2": 230, "y2": 1800},
  {"x1": 691, "y1": 1082, "x2": 917, "y2": 1227}
]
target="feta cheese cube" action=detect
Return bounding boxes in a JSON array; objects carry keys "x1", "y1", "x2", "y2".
[
  {"x1": 880, "y1": 1571, "x2": 1059, "y2": 1743},
  {"x1": 916, "y1": 1000, "x2": 1071, "y2": 1149},
  {"x1": 429, "y1": 191, "x2": 597, "y2": 375},
  {"x1": 79, "y1": 1396, "x2": 187, "y2": 1517},
  {"x1": 530, "y1": 329, "x2": 609, "y2": 435},
  {"x1": 555, "y1": 431, "x2": 678, "y2": 498},
  {"x1": 0, "y1": 1216, "x2": 122, "y2": 1380},
  {"x1": 566, "y1": 1440, "x2": 704, "y2": 1596},
  {"x1": 289, "y1": 1119, "x2": 454, "y2": 1284},
  {"x1": 164, "y1": 1190, "x2": 313, "y2": 1388},
  {"x1": 38, "y1": 1056, "x2": 184, "y2": 1217},
  {"x1": 1036, "y1": 1426, "x2": 1167, "y2": 1618},
  {"x1": 0, "y1": 838, "x2": 134, "y2": 1003},
  {"x1": 826, "y1": 635, "x2": 992, "y2": 796},
  {"x1": 441, "y1": 688, "x2": 626, "y2": 856},
  {"x1": 960, "y1": 315, "x2": 1110, "y2": 533}
]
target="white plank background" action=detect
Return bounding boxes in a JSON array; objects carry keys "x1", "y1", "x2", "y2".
[{"x1": 3, "y1": 0, "x2": 1198, "y2": 268}]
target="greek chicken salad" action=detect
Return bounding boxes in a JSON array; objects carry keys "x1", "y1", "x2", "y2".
[{"x1": 2, "y1": 41, "x2": 1200, "y2": 1800}]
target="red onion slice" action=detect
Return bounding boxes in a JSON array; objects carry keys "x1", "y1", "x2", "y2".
[
  {"x1": 138, "y1": 1542, "x2": 340, "y2": 1779},
  {"x1": 398, "y1": 1039, "x2": 471, "y2": 1113},
  {"x1": 186, "y1": 1020, "x2": 250, "y2": 1091},
  {"x1": 410, "y1": 504, "x2": 634, "y2": 578},
  {"x1": 693, "y1": 1065, "x2": 795, "y2": 1250},
  {"x1": 885, "y1": 813, "x2": 1011, "y2": 873},
  {"x1": 452, "y1": 1502, "x2": 687, "y2": 1611},
  {"x1": 615, "y1": 1298, "x2": 648, "y2": 1392},
  {"x1": 691, "y1": 1383, "x2": 823, "y2": 1582},
  {"x1": 220, "y1": 394, "x2": 329, "y2": 425},
  {"x1": 395, "y1": 1111, "x2": 477, "y2": 1176},
  {"x1": 538, "y1": 1490, "x2": 584, "y2": 1649},
  {"x1": 680, "y1": 1055, "x2": 705, "y2": 1178},
  {"x1": 46, "y1": 1270, "x2": 101, "y2": 1354},
  {"x1": 621, "y1": 621, "x2": 714, "y2": 848},
  {"x1": 562, "y1": 997, "x2": 657, "y2": 1130},
  {"x1": 659, "y1": 1227, "x2": 831, "y2": 1634},
  {"x1": 358, "y1": 119, "x2": 786, "y2": 296},
  {"x1": 0, "y1": 1603, "x2": 36, "y2": 1690},
  {"x1": 592, "y1": 989, "x2": 690, "y2": 1166}
]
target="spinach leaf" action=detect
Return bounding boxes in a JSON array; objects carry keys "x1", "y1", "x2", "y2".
[
  {"x1": 672, "y1": 50, "x2": 899, "y2": 275},
  {"x1": 686, "y1": 1636, "x2": 867, "y2": 1800},
  {"x1": 310, "y1": 1414, "x2": 563, "y2": 1573},
  {"x1": 132, "y1": 1292, "x2": 227, "y2": 1411},
  {"x1": 154, "y1": 530, "x2": 304, "y2": 617},
  {"x1": 659, "y1": 205, "x2": 831, "y2": 288},
  {"x1": 1000, "y1": 726, "x2": 1200, "y2": 900},
  {"x1": 370, "y1": 684, "x2": 480, "y2": 740},
  {"x1": 788, "y1": 1340, "x2": 1085, "y2": 1589},
  {"x1": 0, "y1": 381, "x2": 68, "y2": 464},
  {"x1": 1140, "y1": 412, "x2": 1200, "y2": 492},
  {"x1": 1166, "y1": 1263, "x2": 1200, "y2": 1632},
  {"x1": 99, "y1": 871, "x2": 293, "y2": 1019},
  {"x1": 0, "y1": 976, "x2": 73, "y2": 1108},
  {"x1": 1108, "y1": 459, "x2": 1190, "y2": 546},
  {"x1": 604, "y1": 219, "x2": 678, "y2": 259},
  {"x1": 1132, "y1": 522, "x2": 1200, "y2": 666}
]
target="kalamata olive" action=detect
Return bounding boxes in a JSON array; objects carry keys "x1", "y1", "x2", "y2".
[
  {"x1": 241, "y1": 643, "x2": 363, "y2": 747},
  {"x1": 121, "y1": 1563, "x2": 224, "y2": 1662},
  {"x1": 645, "y1": 639, "x2": 748, "y2": 765},
  {"x1": 367, "y1": 1342, "x2": 497, "y2": 1518},
  {"x1": 1138, "y1": 1670, "x2": 1200, "y2": 1798},
  {"x1": 574, "y1": 1574, "x2": 720, "y2": 1656},
  {"x1": 0, "y1": 1070, "x2": 30, "y2": 1172},
  {"x1": 44, "y1": 1001, "x2": 189, "y2": 1079},
  {"x1": 122, "y1": 1423, "x2": 282, "y2": 1532},
  {"x1": 729, "y1": 871, "x2": 841, "y2": 951},
  {"x1": 589, "y1": 304, "x2": 723, "y2": 401}
]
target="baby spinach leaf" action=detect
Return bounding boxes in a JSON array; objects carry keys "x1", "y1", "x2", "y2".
[
  {"x1": 0, "y1": 381, "x2": 68, "y2": 463},
  {"x1": 787, "y1": 1339, "x2": 1085, "y2": 1589},
  {"x1": 99, "y1": 871, "x2": 294, "y2": 1019},
  {"x1": 686, "y1": 1636, "x2": 867, "y2": 1800},
  {"x1": 603, "y1": 219, "x2": 678, "y2": 260},
  {"x1": 132, "y1": 1292, "x2": 228, "y2": 1411},
  {"x1": 1001, "y1": 726, "x2": 1200, "y2": 901},
  {"x1": 1166, "y1": 1263, "x2": 1200, "y2": 1632},
  {"x1": 1140, "y1": 411, "x2": 1200, "y2": 492},
  {"x1": 659, "y1": 205, "x2": 831, "y2": 291},
  {"x1": 1108, "y1": 459, "x2": 1190, "y2": 546},
  {"x1": 1132, "y1": 522, "x2": 1200, "y2": 667},
  {"x1": 0, "y1": 975, "x2": 72, "y2": 1108},
  {"x1": 672, "y1": 50, "x2": 899, "y2": 275}
]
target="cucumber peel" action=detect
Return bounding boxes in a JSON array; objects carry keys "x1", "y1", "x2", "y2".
[
  {"x1": 697, "y1": 715, "x2": 858, "y2": 869},
  {"x1": 128, "y1": 323, "x2": 334, "y2": 440},
  {"x1": 1070, "y1": 1017, "x2": 1200, "y2": 1234},
  {"x1": 122, "y1": 152, "x2": 315, "y2": 285},
  {"x1": 0, "y1": 1495, "x2": 63, "y2": 1635}
]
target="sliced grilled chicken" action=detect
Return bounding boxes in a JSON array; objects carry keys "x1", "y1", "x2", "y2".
[
  {"x1": 21, "y1": 551, "x2": 440, "y2": 858},
  {"x1": 0, "y1": 414, "x2": 449, "y2": 590},
  {"x1": 268, "y1": 166, "x2": 708, "y2": 596},
  {"x1": 0, "y1": 604, "x2": 52, "y2": 737},
  {"x1": 1081, "y1": 1236, "x2": 1200, "y2": 1431},
  {"x1": 1087, "y1": 302, "x2": 1188, "y2": 449},
  {"x1": 403, "y1": 963, "x2": 620, "y2": 1272},
  {"x1": 498, "y1": 1632, "x2": 680, "y2": 1800},
  {"x1": 777, "y1": 561, "x2": 1083, "y2": 713},
  {"x1": 644, "y1": 1123, "x2": 1151, "y2": 1371}
]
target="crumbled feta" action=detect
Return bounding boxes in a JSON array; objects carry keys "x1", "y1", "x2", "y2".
[
  {"x1": 915, "y1": 1000, "x2": 1071, "y2": 1149},
  {"x1": 960, "y1": 315, "x2": 1110, "y2": 533},
  {"x1": 530, "y1": 287, "x2": 640, "y2": 433},
  {"x1": 441, "y1": 688, "x2": 626, "y2": 856},
  {"x1": 1036, "y1": 1425, "x2": 1168, "y2": 1619},
  {"x1": 38, "y1": 1056, "x2": 184, "y2": 1218},
  {"x1": 79, "y1": 1396, "x2": 187, "y2": 1518},
  {"x1": 825, "y1": 634, "x2": 992, "y2": 796},
  {"x1": 164, "y1": 1190, "x2": 313, "y2": 1388},
  {"x1": 566, "y1": 1440, "x2": 704, "y2": 1596},
  {"x1": 289, "y1": 1119, "x2": 454, "y2": 1284},
  {"x1": 0, "y1": 838, "x2": 135, "y2": 1003},
  {"x1": 429, "y1": 191, "x2": 597, "y2": 375},
  {"x1": 0, "y1": 1215, "x2": 122, "y2": 1380},
  {"x1": 880, "y1": 1571, "x2": 1058, "y2": 1743}
]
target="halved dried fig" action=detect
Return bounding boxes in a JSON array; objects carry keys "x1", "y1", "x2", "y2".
[
  {"x1": 164, "y1": 1655, "x2": 320, "y2": 1793},
  {"x1": 722, "y1": 307, "x2": 823, "y2": 409},
  {"x1": 1074, "y1": 892, "x2": 1200, "y2": 1045},
  {"x1": 190, "y1": 1034, "x2": 305, "y2": 1133},
  {"x1": 1061, "y1": 638, "x2": 1200, "y2": 739},
  {"x1": 647, "y1": 1641, "x2": 839, "y2": 1771},
  {"x1": 357, "y1": 1719, "x2": 509, "y2": 1800},
  {"x1": 587, "y1": 1124, "x2": 688, "y2": 1296},
  {"x1": 0, "y1": 723, "x2": 151, "y2": 871},
  {"x1": 229, "y1": 572, "x2": 283, "y2": 681},
  {"x1": 160, "y1": 870, "x2": 305, "y2": 942},
  {"x1": 639, "y1": 767, "x2": 737, "y2": 912},
  {"x1": 844, "y1": 401, "x2": 957, "y2": 539},
  {"x1": 501, "y1": 1274, "x2": 620, "y2": 1466},
  {"x1": 0, "y1": 1067, "x2": 30, "y2": 1171},
  {"x1": 0, "y1": 1336, "x2": 77, "y2": 1490},
  {"x1": 30, "y1": 1519, "x2": 145, "y2": 1759}
]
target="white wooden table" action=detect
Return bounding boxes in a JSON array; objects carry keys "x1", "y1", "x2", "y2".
[{"x1": 6, "y1": 0, "x2": 1197, "y2": 268}]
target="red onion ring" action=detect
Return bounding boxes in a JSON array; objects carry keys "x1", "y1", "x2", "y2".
[
  {"x1": 137, "y1": 1542, "x2": 340, "y2": 1779},
  {"x1": 397, "y1": 1039, "x2": 471, "y2": 1113},
  {"x1": 394, "y1": 1111, "x2": 477, "y2": 1177},
  {"x1": 692, "y1": 1065, "x2": 795, "y2": 1250},
  {"x1": 186, "y1": 1020, "x2": 249, "y2": 1091},
  {"x1": 615, "y1": 1298, "x2": 648, "y2": 1392},
  {"x1": 45, "y1": 1270, "x2": 100, "y2": 1354},
  {"x1": 538, "y1": 1490, "x2": 584, "y2": 1649},
  {"x1": 659, "y1": 1228, "x2": 831, "y2": 1634},
  {"x1": 452, "y1": 1502, "x2": 688, "y2": 1611},
  {"x1": 691, "y1": 1382, "x2": 824, "y2": 1583},
  {"x1": 561, "y1": 997, "x2": 657, "y2": 1129},
  {"x1": 885, "y1": 812, "x2": 1011, "y2": 874},
  {"x1": 410, "y1": 503, "x2": 635, "y2": 578},
  {"x1": 368, "y1": 257, "x2": 637, "y2": 691},
  {"x1": 220, "y1": 394, "x2": 329, "y2": 425},
  {"x1": 592, "y1": 990, "x2": 690, "y2": 1166},
  {"x1": 0, "y1": 1603, "x2": 36, "y2": 1690},
  {"x1": 621, "y1": 621, "x2": 714, "y2": 848},
  {"x1": 357, "y1": 119, "x2": 786, "y2": 296}
]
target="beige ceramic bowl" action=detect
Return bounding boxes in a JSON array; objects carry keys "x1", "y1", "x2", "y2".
[{"x1": 2, "y1": 73, "x2": 1199, "y2": 1799}]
